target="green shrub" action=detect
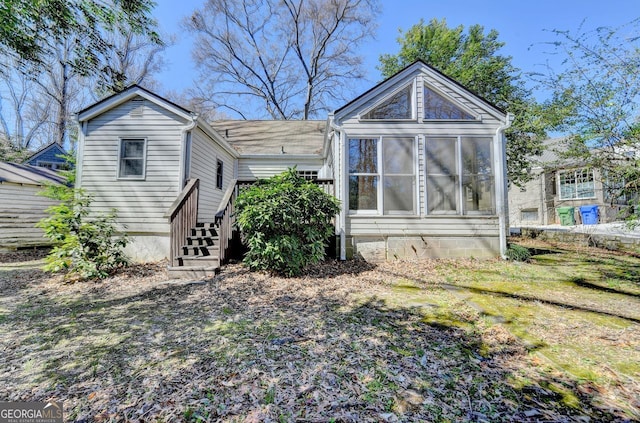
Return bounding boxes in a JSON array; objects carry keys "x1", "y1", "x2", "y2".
[
  {"x1": 506, "y1": 243, "x2": 531, "y2": 262},
  {"x1": 236, "y1": 168, "x2": 340, "y2": 276},
  {"x1": 37, "y1": 160, "x2": 129, "y2": 279}
]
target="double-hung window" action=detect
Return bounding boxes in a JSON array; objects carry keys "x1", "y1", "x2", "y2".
[
  {"x1": 426, "y1": 137, "x2": 494, "y2": 215},
  {"x1": 348, "y1": 137, "x2": 416, "y2": 214},
  {"x1": 118, "y1": 138, "x2": 146, "y2": 179},
  {"x1": 559, "y1": 169, "x2": 595, "y2": 200}
]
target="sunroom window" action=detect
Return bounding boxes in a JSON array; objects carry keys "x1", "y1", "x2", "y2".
[
  {"x1": 349, "y1": 138, "x2": 378, "y2": 211},
  {"x1": 348, "y1": 137, "x2": 416, "y2": 214},
  {"x1": 424, "y1": 86, "x2": 475, "y2": 120},
  {"x1": 559, "y1": 169, "x2": 595, "y2": 200},
  {"x1": 383, "y1": 138, "x2": 415, "y2": 213},
  {"x1": 361, "y1": 85, "x2": 413, "y2": 120},
  {"x1": 426, "y1": 138, "x2": 458, "y2": 213},
  {"x1": 462, "y1": 137, "x2": 495, "y2": 213},
  {"x1": 426, "y1": 137, "x2": 494, "y2": 214}
]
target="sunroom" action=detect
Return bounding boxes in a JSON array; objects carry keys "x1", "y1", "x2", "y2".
[{"x1": 329, "y1": 60, "x2": 511, "y2": 261}]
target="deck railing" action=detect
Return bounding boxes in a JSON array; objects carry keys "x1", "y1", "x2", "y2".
[
  {"x1": 237, "y1": 178, "x2": 334, "y2": 195},
  {"x1": 165, "y1": 178, "x2": 199, "y2": 267},
  {"x1": 215, "y1": 179, "x2": 238, "y2": 264}
]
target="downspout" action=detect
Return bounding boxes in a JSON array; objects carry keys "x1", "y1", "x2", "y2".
[
  {"x1": 496, "y1": 113, "x2": 514, "y2": 259},
  {"x1": 180, "y1": 114, "x2": 199, "y2": 187},
  {"x1": 75, "y1": 117, "x2": 87, "y2": 188},
  {"x1": 329, "y1": 113, "x2": 347, "y2": 260}
]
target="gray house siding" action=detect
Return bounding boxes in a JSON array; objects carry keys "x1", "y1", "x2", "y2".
[
  {"x1": 80, "y1": 97, "x2": 186, "y2": 235},
  {"x1": 190, "y1": 126, "x2": 236, "y2": 221}
]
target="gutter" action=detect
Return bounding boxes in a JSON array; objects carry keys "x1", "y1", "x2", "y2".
[
  {"x1": 496, "y1": 113, "x2": 515, "y2": 259},
  {"x1": 328, "y1": 113, "x2": 347, "y2": 260}
]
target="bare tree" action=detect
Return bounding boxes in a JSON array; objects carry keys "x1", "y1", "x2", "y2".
[
  {"x1": 92, "y1": 30, "x2": 172, "y2": 97},
  {"x1": 186, "y1": 0, "x2": 379, "y2": 120},
  {"x1": 0, "y1": 63, "x2": 52, "y2": 152}
]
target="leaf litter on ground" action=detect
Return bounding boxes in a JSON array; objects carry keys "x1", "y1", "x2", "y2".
[{"x1": 0, "y1": 243, "x2": 638, "y2": 422}]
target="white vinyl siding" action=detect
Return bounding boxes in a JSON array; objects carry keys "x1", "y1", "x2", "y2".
[
  {"x1": 237, "y1": 157, "x2": 324, "y2": 180},
  {"x1": 81, "y1": 98, "x2": 186, "y2": 234},
  {"x1": 189, "y1": 127, "x2": 236, "y2": 221}
]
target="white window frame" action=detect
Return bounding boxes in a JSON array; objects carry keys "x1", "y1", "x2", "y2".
[
  {"x1": 359, "y1": 82, "x2": 416, "y2": 122},
  {"x1": 424, "y1": 136, "x2": 495, "y2": 216},
  {"x1": 117, "y1": 138, "x2": 147, "y2": 180},
  {"x1": 558, "y1": 168, "x2": 595, "y2": 200},
  {"x1": 422, "y1": 84, "x2": 479, "y2": 121},
  {"x1": 348, "y1": 136, "x2": 418, "y2": 216}
]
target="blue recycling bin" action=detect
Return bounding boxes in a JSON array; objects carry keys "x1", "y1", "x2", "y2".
[{"x1": 579, "y1": 205, "x2": 599, "y2": 225}]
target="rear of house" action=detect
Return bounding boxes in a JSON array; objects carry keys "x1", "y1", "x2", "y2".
[{"x1": 75, "y1": 61, "x2": 511, "y2": 274}]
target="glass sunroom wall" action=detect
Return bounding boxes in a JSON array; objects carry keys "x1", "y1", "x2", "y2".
[
  {"x1": 426, "y1": 137, "x2": 458, "y2": 213},
  {"x1": 383, "y1": 137, "x2": 415, "y2": 213},
  {"x1": 348, "y1": 138, "x2": 378, "y2": 211},
  {"x1": 462, "y1": 137, "x2": 495, "y2": 214}
]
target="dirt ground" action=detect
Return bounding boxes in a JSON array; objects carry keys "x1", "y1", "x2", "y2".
[{"x1": 0, "y1": 247, "x2": 638, "y2": 422}]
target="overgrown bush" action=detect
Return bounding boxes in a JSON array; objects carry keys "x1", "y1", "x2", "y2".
[
  {"x1": 506, "y1": 243, "x2": 532, "y2": 262},
  {"x1": 37, "y1": 156, "x2": 128, "y2": 279},
  {"x1": 236, "y1": 168, "x2": 340, "y2": 276}
]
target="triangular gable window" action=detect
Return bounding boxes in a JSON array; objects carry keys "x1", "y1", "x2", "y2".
[
  {"x1": 362, "y1": 85, "x2": 413, "y2": 120},
  {"x1": 424, "y1": 86, "x2": 475, "y2": 120}
]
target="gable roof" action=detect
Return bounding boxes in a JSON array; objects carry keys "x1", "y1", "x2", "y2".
[
  {"x1": 77, "y1": 85, "x2": 193, "y2": 122},
  {"x1": 210, "y1": 120, "x2": 326, "y2": 156},
  {"x1": 0, "y1": 162, "x2": 66, "y2": 186},
  {"x1": 25, "y1": 142, "x2": 67, "y2": 164},
  {"x1": 333, "y1": 60, "x2": 506, "y2": 121}
]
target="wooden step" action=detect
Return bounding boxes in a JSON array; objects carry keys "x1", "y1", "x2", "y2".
[
  {"x1": 181, "y1": 244, "x2": 219, "y2": 256},
  {"x1": 167, "y1": 265, "x2": 219, "y2": 279},
  {"x1": 175, "y1": 255, "x2": 220, "y2": 268},
  {"x1": 186, "y1": 235, "x2": 217, "y2": 246},
  {"x1": 190, "y1": 226, "x2": 218, "y2": 237}
]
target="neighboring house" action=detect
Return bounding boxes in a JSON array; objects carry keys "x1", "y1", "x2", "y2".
[
  {"x1": 0, "y1": 162, "x2": 66, "y2": 250},
  {"x1": 509, "y1": 138, "x2": 633, "y2": 228},
  {"x1": 75, "y1": 60, "x2": 512, "y2": 276},
  {"x1": 25, "y1": 142, "x2": 70, "y2": 170}
]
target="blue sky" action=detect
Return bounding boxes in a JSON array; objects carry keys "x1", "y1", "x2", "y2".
[{"x1": 153, "y1": 0, "x2": 637, "y2": 101}]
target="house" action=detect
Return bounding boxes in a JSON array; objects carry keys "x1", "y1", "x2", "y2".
[
  {"x1": 0, "y1": 162, "x2": 66, "y2": 250},
  {"x1": 25, "y1": 142, "x2": 70, "y2": 170},
  {"x1": 509, "y1": 138, "x2": 634, "y2": 228},
  {"x1": 75, "y1": 60, "x2": 512, "y2": 276}
]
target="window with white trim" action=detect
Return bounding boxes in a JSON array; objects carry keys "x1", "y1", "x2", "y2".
[
  {"x1": 559, "y1": 169, "x2": 595, "y2": 200},
  {"x1": 118, "y1": 138, "x2": 146, "y2": 179},
  {"x1": 348, "y1": 137, "x2": 416, "y2": 214},
  {"x1": 426, "y1": 137, "x2": 494, "y2": 214},
  {"x1": 361, "y1": 85, "x2": 413, "y2": 120},
  {"x1": 424, "y1": 86, "x2": 475, "y2": 120}
]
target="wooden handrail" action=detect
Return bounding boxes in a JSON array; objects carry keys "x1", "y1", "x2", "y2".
[
  {"x1": 165, "y1": 178, "x2": 200, "y2": 220},
  {"x1": 166, "y1": 178, "x2": 199, "y2": 267},
  {"x1": 215, "y1": 179, "x2": 238, "y2": 264},
  {"x1": 215, "y1": 178, "x2": 238, "y2": 222}
]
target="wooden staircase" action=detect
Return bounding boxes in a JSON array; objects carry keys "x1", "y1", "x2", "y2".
[
  {"x1": 166, "y1": 178, "x2": 237, "y2": 279},
  {"x1": 171, "y1": 222, "x2": 221, "y2": 278}
]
